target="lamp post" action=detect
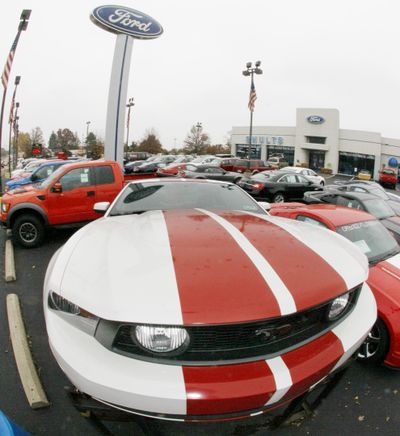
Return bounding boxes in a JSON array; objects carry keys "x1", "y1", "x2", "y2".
[
  {"x1": 13, "y1": 104, "x2": 19, "y2": 166},
  {"x1": 8, "y1": 75, "x2": 21, "y2": 172},
  {"x1": 195, "y1": 122, "x2": 202, "y2": 154},
  {"x1": 125, "y1": 97, "x2": 134, "y2": 158},
  {"x1": 0, "y1": 9, "x2": 31, "y2": 193},
  {"x1": 242, "y1": 60, "x2": 262, "y2": 159}
]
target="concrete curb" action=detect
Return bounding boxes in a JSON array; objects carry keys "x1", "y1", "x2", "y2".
[
  {"x1": 6, "y1": 293, "x2": 50, "y2": 409},
  {"x1": 5, "y1": 239, "x2": 16, "y2": 282}
]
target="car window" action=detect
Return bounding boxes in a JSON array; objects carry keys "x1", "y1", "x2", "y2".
[
  {"x1": 94, "y1": 165, "x2": 115, "y2": 185},
  {"x1": 296, "y1": 175, "x2": 309, "y2": 183},
  {"x1": 58, "y1": 167, "x2": 93, "y2": 191},
  {"x1": 350, "y1": 187, "x2": 367, "y2": 193},
  {"x1": 279, "y1": 174, "x2": 297, "y2": 183},
  {"x1": 363, "y1": 199, "x2": 395, "y2": 219},
  {"x1": 296, "y1": 215, "x2": 329, "y2": 228},
  {"x1": 205, "y1": 167, "x2": 219, "y2": 173},
  {"x1": 185, "y1": 164, "x2": 198, "y2": 172},
  {"x1": 336, "y1": 196, "x2": 363, "y2": 209}
]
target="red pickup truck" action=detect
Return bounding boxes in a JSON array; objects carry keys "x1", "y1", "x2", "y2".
[{"x1": 1, "y1": 160, "x2": 128, "y2": 248}]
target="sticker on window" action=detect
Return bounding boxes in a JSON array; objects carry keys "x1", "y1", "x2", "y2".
[{"x1": 81, "y1": 173, "x2": 89, "y2": 183}]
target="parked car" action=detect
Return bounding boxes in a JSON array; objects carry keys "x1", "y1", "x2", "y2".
[
  {"x1": 239, "y1": 170, "x2": 324, "y2": 203},
  {"x1": 210, "y1": 157, "x2": 240, "y2": 171},
  {"x1": 356, "y1": 169, "x2": 372, "y2": 181},
  {"x1": 379, "y1": 168, "x2": 397, "y2": 189},
  {"x1": 266, "y1": 156, "x2": 289, "y2": 169},
  {"x1": 132, "y1": 161, "x2": 166, "y2": 174},
  {"x1": 124, "y1": 160, "x2": 145, "y2": 174},
  {"x1": 44, "y1": 178, "x2": 375, "y2": 422},
  {"x1": 303, "y1": 190, "x2": 400, "y2": 243},
  {"x1": 230, "y1": 159, "x2": 275, "y2": 174},
  {"x1": 269, "y1": 203, "x2": 400, "y2": 367},
  {"x1": 5, "y1": 160, "x2": 72, "y2": 191},
  {"x1": 280, "y1": 166, "x2": 326, "y2": 186},
  {"x1": 156, "y1": 162, "x2": 191, "y2": 177},
  {"x1": 1, "y1": 160, "x2": 126, "y2": 248},
  {"x1": 179, "y1": 164, "x2": 243, "y2": 183},
  {"x1": 328, "y1": 181, "x2": 400, "y2": 215},
  {"x1": 10, "y1": 159, "x2": 48, "y2": 179}
]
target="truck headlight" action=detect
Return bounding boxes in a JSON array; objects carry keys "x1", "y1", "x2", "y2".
[
  {"x1": 327, "y1": 293, "x2": 350, "y2": 321},
  {"x1": 133, "y1": 325, "x2": 189, "y2": 353}
]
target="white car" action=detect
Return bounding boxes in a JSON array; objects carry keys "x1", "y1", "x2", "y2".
[
  {"x1": 281, "y1": 166, "x2": 326, "y2": 186},
  {"x1": 44, "y1": 179, "x2": 376, "y2": 422}
]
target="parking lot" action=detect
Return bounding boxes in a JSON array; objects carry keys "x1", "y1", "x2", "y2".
[{"x1": 1, "y1": 177, "x2": 400, "y2": 435}]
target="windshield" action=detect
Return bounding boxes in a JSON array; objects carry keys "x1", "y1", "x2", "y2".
[
  {"x1": 369, "y1": 188, "x2": 389, "y2": 200},
  {"x1": 337, "y1": 220, "x2": 400, "y2": 264},
  {"x1": 109, "y1": 181, "x2": 267, "y2": 216},
  {"x1": 38, "y1": 165, "x2": 66, "y2": 189},
  {"x1": 363, "y1": 199, "x2": 394, "y2": 219}
]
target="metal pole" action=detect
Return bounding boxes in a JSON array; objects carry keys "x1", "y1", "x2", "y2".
[{"x1": 0, "y1": 87, "x2": 7, "y2": 191}]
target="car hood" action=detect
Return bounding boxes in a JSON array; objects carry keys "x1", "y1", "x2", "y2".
[
  {"x1": 6, "y1": 184, "x2": 39, "y2": 197},
  {"x1": 52, "y1": 210, "x2": 368, "y2": 325},
  {"x1": 368, "y1": 253, "x2": 400, "y2": 301},
  {"x1": 7, "y1": 176, "x2": 31, "y2": 189}
]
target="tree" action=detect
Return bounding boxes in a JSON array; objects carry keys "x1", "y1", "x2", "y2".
[
  {"x1": 137, "y1": 129, "x2": 164, "y2": 154},
  {"x1": 56, "y1": 128, "x2": 79, "y2": 151},
  {"x1": 30, "y1": 127, "x2": 44, "y2": 147},
  {"x1": 17, "y1": 132, "x2": 32, "y2": 157},
  {"x1": 48, "y1": 131, "x2": 57, "y2": 150},
  {"x1": 183, "y1": 124, "x2": 210, "y2": 155},
  {"x1": 86, "y1": 132, "x2": 104, "y2": 159}
]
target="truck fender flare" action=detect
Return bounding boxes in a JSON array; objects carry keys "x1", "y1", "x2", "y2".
[{"x1": 7, "y1": 203, "x2": 48, "y2": 227}]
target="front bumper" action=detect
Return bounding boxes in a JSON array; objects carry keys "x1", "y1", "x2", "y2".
[{"x1": 45, "y1": 283, "x2": 376, "y2": 421}]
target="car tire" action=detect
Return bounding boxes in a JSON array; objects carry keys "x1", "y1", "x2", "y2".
[
  {"x1": 357, "y1": 317, "x2": 389, "y2": 364},
  {"x1": 12, "y1": 214, "x2": 45, "y2": 248},
  {"x1": 320, "y1": 181, "x2": 325, "y2": 186},
  {"x1": 272, "y1": 193, "x2": 285, "y2": 203}
]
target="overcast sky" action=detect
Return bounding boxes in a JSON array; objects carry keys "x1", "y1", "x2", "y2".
[{"x1": 2, "y1": 0, "x2": 400, "y2": 150}]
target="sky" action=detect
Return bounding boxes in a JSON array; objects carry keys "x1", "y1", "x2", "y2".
[{"x1": 1, "y1": 0, "x2": 400, "y2": 150}]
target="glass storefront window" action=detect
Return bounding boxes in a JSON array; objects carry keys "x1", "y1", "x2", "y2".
[
  {"x1": 267, "y1": 146, "x2": 294, "y2": 165},
  {"x1": 338, "y1": 152, "x2": 375, "y2": 177},
  {"x1": 236, "y1": 144, "x2": 261, "y2": 159}
]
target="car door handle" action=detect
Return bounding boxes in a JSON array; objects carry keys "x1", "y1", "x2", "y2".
[{"x1": 87, "y1": 191, "x2": 95, "y2": 197}]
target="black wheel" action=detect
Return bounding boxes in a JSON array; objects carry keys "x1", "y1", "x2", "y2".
[
  {"x1": 12, "y1": 214, "x2": 45, "y2": 248},
  {"x1": 357, "y1": 318, "x2": 390, "y2": 364},
  {"x1": 272, "y1": 192, "x2": 285, "y2": 203},
  {"x1": 320, "y1": 181, "x2": 325, "y2": 186}
]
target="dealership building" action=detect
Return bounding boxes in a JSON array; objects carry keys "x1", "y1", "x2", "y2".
[{"x1": 230, "y1": 108, "x2": 400, "y2": 179}]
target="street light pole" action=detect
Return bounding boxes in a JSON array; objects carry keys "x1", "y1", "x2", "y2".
[
  {"x1": 125, "y1": 97, "x2": 134, "y2": 158},
  {"x1": 8, "y1": 75, "x2": 21, "y2": 172},
  {"x1": 195, "y1": 122, "x2": 202, "y2": 154},
  {"x1": 0, "y1": 9, "x2": 31, "y2": 194},
  {"x1": 242, "y1": 61, "x2": 262, "y2": 160},
  {"x1": 13, "y1": 103, "x2": 19, "y2": 166}
]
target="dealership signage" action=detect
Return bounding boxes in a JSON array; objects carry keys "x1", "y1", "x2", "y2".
[
  {"x1": 245, "y1": 135, "x2": 284, "y2": 145},
  {"x1": 91, "y1": 5, "x2": 163, "y2": 39},
  {"x1": 307, "y1": 115, "x2": 325, "y2": 124}
]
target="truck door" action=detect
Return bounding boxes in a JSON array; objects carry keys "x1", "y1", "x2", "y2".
[
  {"x1": 47, "y1": 166, "x2": 97, "y2": 224},
  {"x1": 93, "y1": 164, "x2": 121, "y2": 205}
]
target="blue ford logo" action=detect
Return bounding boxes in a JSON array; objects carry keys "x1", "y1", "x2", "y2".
[
  {"x1": 91, "y1": 5, "x2": 163, "y2": 39},
  {"x1": 307, "y1": 115, "x2": 325, "y2": 124}
]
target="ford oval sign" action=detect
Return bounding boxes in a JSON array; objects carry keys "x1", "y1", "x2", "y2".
[
  {"x1": 307, "y1": 115, "x2": 325, "y2": 124},
  {"x1": 91, "y1": 5, "x2": 163, "y2": 39}
]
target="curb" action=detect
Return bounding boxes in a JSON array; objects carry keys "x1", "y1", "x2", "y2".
[
  {"x1": 6, "y1": 293, "x2": 50, "y2": 409},
  {"x1": 5, "y1": 239, "x2": 16, "y2": 282}
]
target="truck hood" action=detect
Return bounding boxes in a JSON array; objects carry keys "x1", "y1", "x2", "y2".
[{"x1": 53, "y1": 209, "x2": 368, "y2": 325}]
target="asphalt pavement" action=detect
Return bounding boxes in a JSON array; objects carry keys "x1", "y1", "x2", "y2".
[{"x1": 1, "y1": 181, "x2": 400, "y2": 435}]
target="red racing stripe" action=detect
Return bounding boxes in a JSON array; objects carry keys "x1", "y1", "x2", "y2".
[
  {"x1": 183, "y1": 360, "x2": 275, "y2": 415},
  {"x1": 163, "y1": 209, "x2": 281, "y2": 324},
  {"x1": 218, "y1": 212, "x2": 347, "y2": 311},
  {"x1": 281, "y1": 331, "x2": 344, "y2": 401}
]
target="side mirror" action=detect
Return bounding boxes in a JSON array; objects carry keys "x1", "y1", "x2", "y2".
[
  {"x1": 31, "y1": 174, "x2": 38, "y2": 182},
  {"x1": 258, "y1": 201, "x2": 271, "y2": 211},
  {"x1": 94, "y1": 201, "x2": 110, "y2": 214},
  {"x1": 52, "y1": 182, "x2": 62, "y2": 193}
]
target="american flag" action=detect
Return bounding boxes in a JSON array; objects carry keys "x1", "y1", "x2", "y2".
[
  {"x1": 1, "y1": 32, "x2": 21, "y2": 89},
  {"x1": 248, "y1": 77, "x2": 257, "y2": 112}
]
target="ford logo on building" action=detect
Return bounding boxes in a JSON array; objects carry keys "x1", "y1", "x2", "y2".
[
  {"x1": 91, "y1": 5, "x2": 163, "y2": 39},
  {"x1": 307, "y1": 115, "x2": 325, "y2": 124}
]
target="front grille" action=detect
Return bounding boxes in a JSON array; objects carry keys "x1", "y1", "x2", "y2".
[{"x1": 103, "y1": 285, "x2": 361, "y2": 366}]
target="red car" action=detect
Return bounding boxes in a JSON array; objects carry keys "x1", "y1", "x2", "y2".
[
  {"x1": 156, "y1": 162, "x2": 189, "y2": 177},
  {"x1": 379, "y1": 168, "x2": 397, "y2": 189},
  {"x1": 269, "y1": 203, "x2": 400, "y2": 368}
]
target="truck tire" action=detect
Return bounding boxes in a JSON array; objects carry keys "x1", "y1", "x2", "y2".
[{"x1": 12, "y1": 214, "x2": 45, "y2": 248}]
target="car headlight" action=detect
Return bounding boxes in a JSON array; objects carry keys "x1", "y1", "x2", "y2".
[
  {"x1": 327, "y1": 292, "x2": 350, "y2": 321},
  {"x1": 133, "y1": 325, "x2": 189, "y2": 353},
  {"x1": 48, "y1": 291, "x2": 99, "y2": 335},
  {"x1": 1, "y1": 202, "x2": 10, "y2": 213}
]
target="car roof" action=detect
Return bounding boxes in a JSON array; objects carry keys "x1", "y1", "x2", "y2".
[
  {"x1": 320, "y1": 189, "x2": 378, "y2": 200},
  {"x1": 272, "y1": 203, "x2": 376, "y2": 227}
]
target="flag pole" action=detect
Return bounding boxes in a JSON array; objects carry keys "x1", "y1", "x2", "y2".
[{"x1": 0, "y1": 9, "x2": 31, "y2": 194}]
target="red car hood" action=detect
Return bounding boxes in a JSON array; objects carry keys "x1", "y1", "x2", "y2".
[{"x1": 54, "y1": 209, "x2": 368, "y2": 325}]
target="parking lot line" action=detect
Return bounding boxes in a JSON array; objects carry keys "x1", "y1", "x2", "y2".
[
  {"x1": 6, "y1": 293, "x2": 50, "y2": 409},
  {"x1": 5, "y1": 239, "x2": 16, "y2": 282}
]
